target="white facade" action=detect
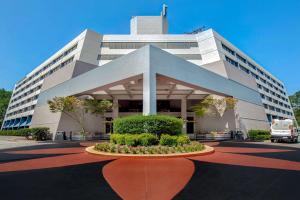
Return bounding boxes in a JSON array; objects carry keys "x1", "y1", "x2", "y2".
[{"x1": 1, "y1": 6, "x2": 295, "y2": 132}]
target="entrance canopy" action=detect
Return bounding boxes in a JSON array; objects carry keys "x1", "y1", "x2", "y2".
[{"x1": 37, "y1": 45, "x2": 263, "y2": 115}]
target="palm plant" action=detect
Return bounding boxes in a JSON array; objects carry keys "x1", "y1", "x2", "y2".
[
  {"x1": 192, "y1": 95, "x2": 237, "y2": 118},
  {"x1": 48, "y1": 96, "x2": 112, "y2": 135}
]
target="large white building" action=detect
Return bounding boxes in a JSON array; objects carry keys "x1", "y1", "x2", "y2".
[{"x1": 1, "y1": 6, "x2": 295, "y2": 138}]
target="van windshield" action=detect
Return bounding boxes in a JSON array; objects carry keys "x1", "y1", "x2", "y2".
[{"x1": 272, "y1": 121, "x2": 292, "y2": 130}]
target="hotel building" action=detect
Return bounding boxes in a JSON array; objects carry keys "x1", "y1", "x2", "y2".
[{"x1": 1, "y1": 6, "x2": 295, "y2": 139}]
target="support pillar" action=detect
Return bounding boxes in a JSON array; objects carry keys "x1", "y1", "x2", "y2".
[
  {"x1": 143, "y1": 72, "x2": 156, "y2": 115},
  {"x1": 112, "y1": 98, "x2": 119, "y2": 119},
  {"x1": 181, "y1": 98, "x2": 187, "y2": 133}
]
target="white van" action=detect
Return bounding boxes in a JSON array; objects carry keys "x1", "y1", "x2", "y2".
[{"x1": 271, "y1": 119, "x2": 298, "y2": 143}]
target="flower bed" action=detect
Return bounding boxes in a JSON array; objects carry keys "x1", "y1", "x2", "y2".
[{"x1": 94, "y1": 141, "x2": 204, "y2": 155}]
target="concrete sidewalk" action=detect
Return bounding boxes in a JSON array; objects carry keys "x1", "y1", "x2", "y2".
[{"x1": 0, "y1": 136, "x2": 52, "y2": 150}]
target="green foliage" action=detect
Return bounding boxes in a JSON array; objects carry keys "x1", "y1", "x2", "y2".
[
  {"x1": 159, "y1": 134, "x2": 178, "y2": 146},
  {"x1": 125, "y1": 134, "x2": 139, "y2": 146},
  {"x1": 248, "y1": 129, "x2": 270, "y2": 141},
  {"x1": 192, "y1": 95, "x2": 237, "y2": 117},
  {"x1": 294, "y1": 108, "x2": 300, "y2": 125},
  {"x1": 0, "y1": 127, "x2": 50, "y2": 141},
  {"x1": 139, "y1": 133, "x2": 159, "y2": 146},
  {"x1": 94, "y1": 141, "x2": 204, "y2": 154},
  {"x1": 289, "y1": 91, "x2": 300, "y2": 125},
  {"x1": 110, "y1": 133, "x2": 159, "y2": 147},
  {"x1": 177, "y1": 135, "x2": 191, "y2": 145},
  {"x1": 113, "y1": 115, "x2": 183, "y2": 136},
  {"x1": 30, "y1": 127, "x2": 50, "y2": 141},
  {"x1": 84, "y1": 99, "x2": 112, "y2": 115},
  {"x1": 47, "y1": 96, "x2": 112, "y2": 133},
  {"x1": 0, "y1": 89, "x2": 12, "y2": 126},
  {"x1": 110, "y1": 134, "x2": 126, "y2": 145},
  {"x1": 48, "y1": 96, "x2": 82, "y2": 113},
  {"x1": 289, "y1": 91, "x2": 300, "y2": 108}
]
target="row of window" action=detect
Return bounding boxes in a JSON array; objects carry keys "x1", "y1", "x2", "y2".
[
  {"x1": 222, "y1": 43, "x2": 284, "y2": 89},
  {"x1": 263, "y1": 103, "x2": 293, "y2": 116},
  {"x1": 11, "y1": 56, "x2": 74, "y2": 103},
  {"x1": 101, "y1": 42, "x2": 199, "y2": 49},
  {"x1": 6, "y1": 105, "x2": 35, "y2": 117},
  {"x1": 260, "y1": 93, "x2": 291, "y2": 109},
  {"x1": 15, "y1": 44, "x2": 78, "y2": 92},
  {"x1": 225, "y1": 55, "x2": 288, "y2": 101},
  {"x1": 257, "y1": 84, "x2": 289, "y2": 103},
  {"x1": 8, "y1": 95, "x2": 39, "y2": 111},
  {"x1": 11, "y1": 85, "x2": 42, "y2": 104},
  {"x1": 7, "y1": 56, "x2": 75, "y2": 118},
  {"x1": 266, "y1": 114, "x2": 288, "y2": 122},
  {"x1": 97, "y1": 54, "x2": 202, "y2": 61}
]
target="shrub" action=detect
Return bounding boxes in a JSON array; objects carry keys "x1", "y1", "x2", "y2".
[
  {"x1": 0, "y1": 127, "x2": 50, "y2": 141},
  {"x1": 110, "y1": 133, "x2": 158, "y2": 146},
  {"x1": 159, "y1": 134, "x2": 178, "y2": 146},
  {"x1": 113, "y1": 115, "x2": 183, "y2": 136},
  {"x1": 248, "y1": 129, "x2": 270, "y2": 141},
  {"x1": 125, "y1": 134, "x2": 139, "y2": 146},
  {"x1": 110, "y1": 134, "x2": 126, "y2": 145},
  {"x1": 177, "y1": 135, "x2": 191, "y2": 145},
  {"x1": 94, "y1": 141, "x2": 204, "y2": 154},
  {"x1": 94, "y1": 142, "x2": 110, "y2": 152},
  {"x1": 139, "y1": 133, "x2": 158, "y2": 146},
  {"x1": 30, "y1": 127, "x2": 50, "y2": 141}
]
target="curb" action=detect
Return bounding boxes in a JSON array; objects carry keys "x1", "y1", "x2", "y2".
[{"x1": 85, "y1": 145, "x2": 215, "y2": 159}]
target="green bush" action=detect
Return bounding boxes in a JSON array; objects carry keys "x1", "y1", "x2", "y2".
[
  {"x1": 139, "y1": 133, "x2": 158, "y2": 146},
  {"x1": 125, "y1": 134, "x2": 138, "y2": 146},
  {"x1": 110, "y1": 134, "x2": 126, "y2": 145},
  {"x1": 177, "y1": 135, "x2": 191, "y2": 145},
  {"x1": 0, "y1": 127, "x2": 50, "y2": 141},
  {"x1": 94, "y1": 141, "x2": 204, "y2": 154},
  {"x1": 113, "y1": 115, "x2": 183, "y2": 136},
  {"x1": 159, "y1": 134, "x2": 178, "y2": 146},
  {"x1": 110, "y1": 133, "x2": 158, "y2": 147},
  {"x1": 248, "y1": 129, "x2": 270, "y2": 141}
]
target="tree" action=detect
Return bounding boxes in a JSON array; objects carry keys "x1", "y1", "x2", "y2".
[
  {"x1": 289, "y1": 91, "x2": 300, "y2": 125},
  {"x1": 192, "y1": 95, "x2": 238, "y2": 118},
  {"x1": 294, "y1": 108, "x2": 300, "y2": 125},
  {"x1": 84, "y1": 99, "x2": 112, "y2": 116},
  {"x1": 0, "y1": 89, "x2": 12, "y2": 126},
  {"x1": 48, "y1": 96, "x2": 112, "y2": 134},
  {"x1": 289, "y1": 91, "x2": 300, "y2": 108}
]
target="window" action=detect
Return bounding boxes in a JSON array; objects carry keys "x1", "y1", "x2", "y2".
[
  {"x1": 225, "y1": 56, "x2": 238, "y2": 67},
  {"x1": 101, "y1": 42, "x2": 198, "y2": 49},
  {"x1": 98, "y1": 54, "x2": 202, "y2": 61},
  {"x1": 221, "y1": 43, "x2": 235, "y2": 55},
  {"x1": 239, "y1": 64, "x2": 249, "y2": 74},
  {"x1": 236, "y1": 53, "x2": 247, "y2": 63}
]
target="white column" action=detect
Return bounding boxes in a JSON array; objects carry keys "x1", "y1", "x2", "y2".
[
  {"x1": 181, "y1": 98, "x2": 187, "y2": 133},
  {"x1": 112, "y1": 98, "x2": 119, "y2": 119},
  {"x1": 143, "y1": 72, "x2": 156, "y2": 115}
]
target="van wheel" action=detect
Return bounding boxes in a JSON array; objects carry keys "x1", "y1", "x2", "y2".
[
  {"x1": 271, "y1": 139, "x2": 274, "y2": 143},
  {"x1": 294, "y1": 138, "x2": 298, "y2": 143}
]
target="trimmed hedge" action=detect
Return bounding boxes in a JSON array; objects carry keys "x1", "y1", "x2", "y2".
[
  {"x1": 111, "y1": 133, "x2": 159, "y2": 147},
  {"x1": 94, "y1": 141, "x2": 204, "y2": 154},
  {"x1": 159, "y1": 134, "x2": 191, "y2": 146},
  {"x1": 248, "y1": 129, "x2": 270, "y2": 141},
  {"x1": 113, "y1": 115, "x2": 183, "y2": 136},
  {"x1": 0, "y1": 127, "x2": 50, "y2": 141},
  {"x1": 110, "y1": 133, "x2": 190, "y2": 147}
]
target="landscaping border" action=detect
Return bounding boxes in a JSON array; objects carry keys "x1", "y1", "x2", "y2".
[{"x1": 85, "y1": 145, "x2": 214, "y2": 158}]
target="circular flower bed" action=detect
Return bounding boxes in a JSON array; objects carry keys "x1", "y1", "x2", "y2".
[
  {"x1": 87, "y1": 115, "x2": 214, "y2": 157},
  {"x1": 94, "y1": 141, "x2": 204, "y2": 154}
]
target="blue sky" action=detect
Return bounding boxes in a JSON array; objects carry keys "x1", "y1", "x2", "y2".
[{"x1": 0, "y1": 0, "x2": 299, "y2": 95}]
